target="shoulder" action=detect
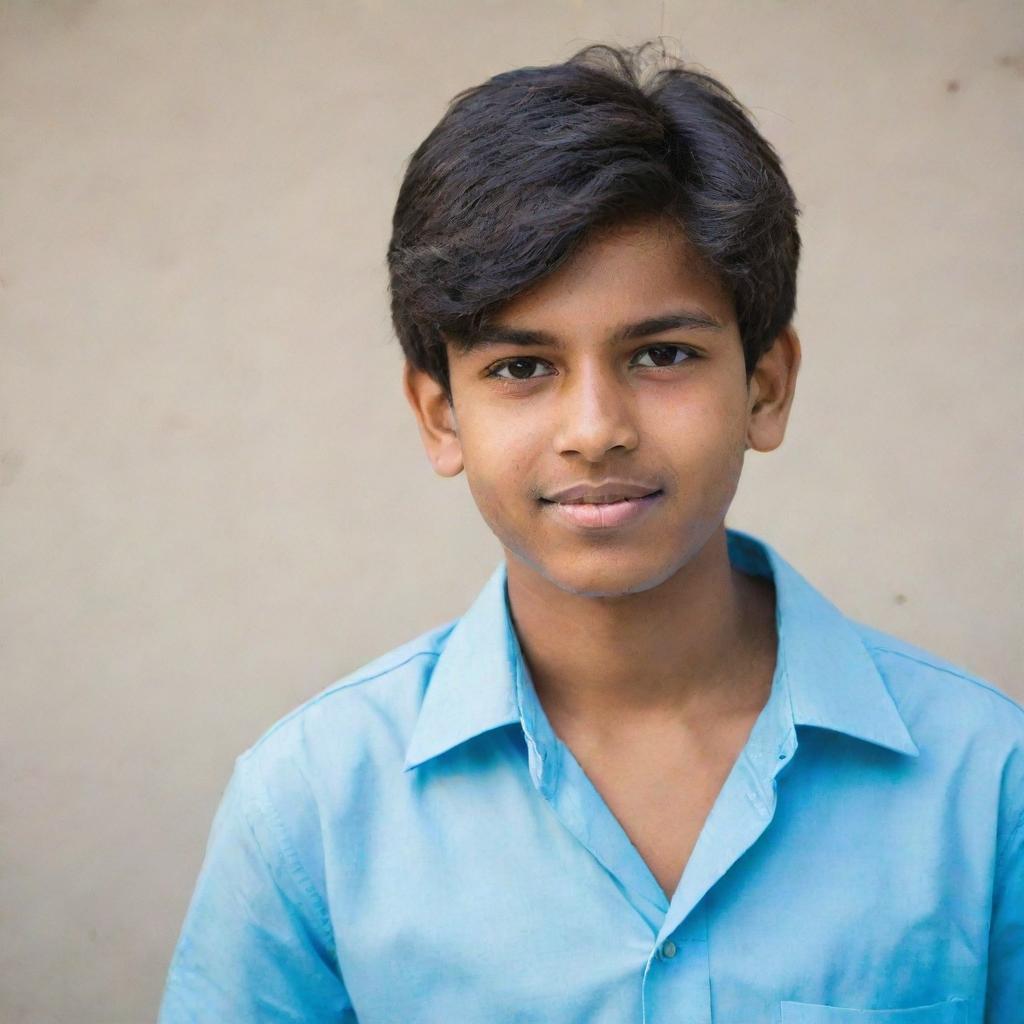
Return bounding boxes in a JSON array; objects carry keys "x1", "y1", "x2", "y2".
[
  {"x1": 191, "y1": 618, "x2": 464, "y2": 919},
  {"x1": 852, "y1": 620, "x2": 1023, "y2": 729},
  {"x1": 852, "y1": 620, "x2": 1024, "y2": 850},
  {"x1": 215, "y1": 619, "x2": 460, "y2": 898},
  {"x1": 253, "y1": 618, "x2": 455, "y2": 756},
  {"x1": 233, "y1": 619, "x2": 455, "y2": 815}
]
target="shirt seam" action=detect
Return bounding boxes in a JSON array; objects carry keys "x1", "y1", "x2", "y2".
[
  {"x1": 995, "y1": 805, "x2": 1024, "y2": 874},
  {"x1": 253, "y1": 648, "x2": 442, "y2": 749},
  {"x1": 239, "y1": 753, "x2": 339, "y2": 961},
  {"x1": 867, "y1": 645, "x2": 1024, "y2": 713}
]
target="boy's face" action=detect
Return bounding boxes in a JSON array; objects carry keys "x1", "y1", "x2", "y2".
[{"x1": 404, "y1": 215, "x2": 799, "y2": 599}]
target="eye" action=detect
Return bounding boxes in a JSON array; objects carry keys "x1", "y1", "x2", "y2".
[
  {"x1": 486, "y1": 357, "x2": 554, "y2": 381},
  {"x1": 631, "y1": 345, "x2": 693, "y2": 368}
]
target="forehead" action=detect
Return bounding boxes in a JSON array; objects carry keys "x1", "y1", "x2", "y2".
[{"x1": 490, "y1": 215, "x2": 735, "y2": 330}]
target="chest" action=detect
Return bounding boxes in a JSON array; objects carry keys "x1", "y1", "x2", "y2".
[
  {"x1": 560, "y1": 717, "x2": 757, "y2": 901},
  {"x1": 327, "y1": 726, "x2": 987, "y2": 1021}
]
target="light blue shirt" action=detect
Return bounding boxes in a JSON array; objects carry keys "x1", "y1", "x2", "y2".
[{"x1": 159, "y1": 529, "x2": 1023, "y2": 1023}]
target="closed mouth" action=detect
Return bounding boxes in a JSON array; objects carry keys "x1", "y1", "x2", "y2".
[{"x1": 540, "y1": 490, "x2": 663, "y2": 505}]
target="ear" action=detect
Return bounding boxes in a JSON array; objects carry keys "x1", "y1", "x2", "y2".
[
  {"x1": 402, "y1": 360, "x2": 464, "y2": 478},
  {"x1": 745, "y1": 324, "x2": 801, "y2": 453}
]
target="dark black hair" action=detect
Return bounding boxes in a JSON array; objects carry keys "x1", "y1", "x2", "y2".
[{"x1": 387, "y1": 40, "x2": 800, "y2": 402}]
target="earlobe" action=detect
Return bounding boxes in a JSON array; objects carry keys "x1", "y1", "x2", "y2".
[
  {"x1": 402, "y1": 361, "x2": 465, "y2": 478},
  {"x1": 745, "y1": 325, "x2": 801, "y2": 453}
]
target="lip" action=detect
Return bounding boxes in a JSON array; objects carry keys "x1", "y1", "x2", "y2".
[
  {"x1": 543, "y1": 479, "x2": 663, "y2": 503},
  {"x1": 541, "y1": 491, "x2": 663, "y2": 530}
]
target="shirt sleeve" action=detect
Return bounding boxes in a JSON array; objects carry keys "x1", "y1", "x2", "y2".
[
  {"x1": 158, "y1": 754, "x2": 354, "y2": 1023},
  {"x1": 985, "y1": 808, "x2": 1024, "y2": 1023}
]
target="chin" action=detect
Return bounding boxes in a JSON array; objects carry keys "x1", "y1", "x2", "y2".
[{"x1": 526, "y1": 546, "x2": 683, "y2": 601}]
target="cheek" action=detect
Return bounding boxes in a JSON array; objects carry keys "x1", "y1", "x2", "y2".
[
  {"x1": 647, "y1": 384, "x2": 748, "y2": 465},
  {"x1": 457, "y1": 412, "x2": 540, "y2": 511}
]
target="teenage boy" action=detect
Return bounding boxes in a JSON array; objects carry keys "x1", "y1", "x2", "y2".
[{"x1": 159, "y1": 42, "x2": 1022, "y2": 1023}]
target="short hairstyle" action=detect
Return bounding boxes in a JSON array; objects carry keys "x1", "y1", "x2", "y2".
[{"x1": 386, "y1": 40, "x2": 801, "y2": 402}]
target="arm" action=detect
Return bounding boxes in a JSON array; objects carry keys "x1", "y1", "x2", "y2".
[
  {"x1": 158, "y1": 756, "x2": 354, "y2": 1023},
  {"x1": 985, "y1": 809, "x2": 1023, "y2": 1023}
]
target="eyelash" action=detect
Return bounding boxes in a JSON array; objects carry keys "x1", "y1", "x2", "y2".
[{"x1": 484, "y1": 345, "x2": 697, "y2": 382}]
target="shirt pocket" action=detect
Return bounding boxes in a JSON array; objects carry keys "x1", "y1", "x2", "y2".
[{"x1": 780, "y1": 998, "x2": 966, "y2": 1024}]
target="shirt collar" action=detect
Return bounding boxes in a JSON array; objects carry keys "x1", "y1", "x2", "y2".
[
  {"x1": 403, "y1": 562, "x2": 521, "y2": 771},
  {"x1": 402, "y1": 528, "x2": 918, "y2": 772},
  {"x1": 726, "y1": 529, "x2": 918, "y2": 758}
]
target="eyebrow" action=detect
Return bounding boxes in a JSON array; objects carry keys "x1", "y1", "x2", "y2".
[{"x1": 464, "y1": 310, "x2": 725, "y2": 350}]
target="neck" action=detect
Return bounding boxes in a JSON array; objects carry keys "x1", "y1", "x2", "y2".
[{"x1": 504, "y1": 526, "x2": 777, "y2": 734}]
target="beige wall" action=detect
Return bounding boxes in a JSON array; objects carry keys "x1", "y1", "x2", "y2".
[{"x1": 2, "y1": 2, "x2": 1021, "y2": 1020}]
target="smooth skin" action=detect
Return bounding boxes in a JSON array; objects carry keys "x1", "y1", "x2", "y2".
[{"x1": 404, "y1": 213, "x2": 801, "y2": 899}]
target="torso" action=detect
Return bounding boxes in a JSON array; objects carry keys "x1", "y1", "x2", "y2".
[
  {"x1": 559, "y1": 706, "x2": 765, "y2": 901},
  {"x1": 533, "y1": 568, "x2": 779, "y2": 902}
]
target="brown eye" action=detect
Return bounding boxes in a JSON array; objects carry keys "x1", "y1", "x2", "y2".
[
  {"x1": 633, "y1": 346, "x2": 691, "y2": 368},
  {"x1": 488, "y1": 357, "x2": 552, "y2": 380},
  {"x1": 507, "y1": 359, "x2": 538, "y2": 379}
]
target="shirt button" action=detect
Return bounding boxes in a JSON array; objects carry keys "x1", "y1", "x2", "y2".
[{"x1": 660, "y1": 940, "x2": 677, "y2": 959}]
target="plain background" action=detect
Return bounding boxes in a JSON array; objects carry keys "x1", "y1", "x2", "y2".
[{"x1": 2, "y1": 2, "x2": 1022, "y2": 1021}]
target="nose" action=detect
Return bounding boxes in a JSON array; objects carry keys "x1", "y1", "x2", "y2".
[{"x1": 550, "y1": 359, "x2": 639, "y2": 461}]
